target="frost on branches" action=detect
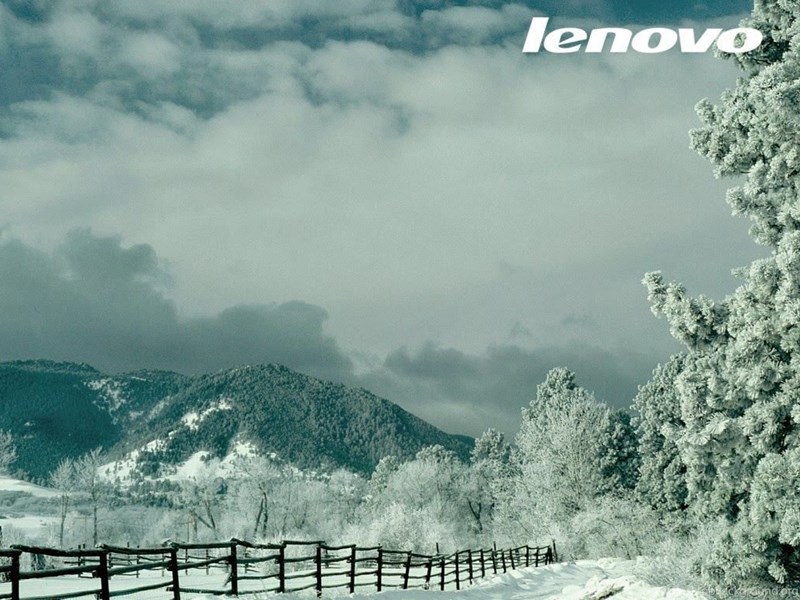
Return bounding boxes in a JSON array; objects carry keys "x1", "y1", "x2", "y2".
[
  {"x1": 508, "y1": 368, "x2": 637, "y2": 547},
  {"x1": 640, "y1": 0, "x2": 800, "y2": 586}
]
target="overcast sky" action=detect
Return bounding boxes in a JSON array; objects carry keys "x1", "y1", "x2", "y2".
[{"x1": 0, "y1": 0, "x2": 765, "y2": 437}]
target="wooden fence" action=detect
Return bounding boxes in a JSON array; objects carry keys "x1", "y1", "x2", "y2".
[{"x1": 0, "y1": 539, "x2": 557, "y2": 599}]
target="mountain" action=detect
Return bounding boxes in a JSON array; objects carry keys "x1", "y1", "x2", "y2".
[{"x1": 0, "y1": 360, "x2": 472, "y2": 480}]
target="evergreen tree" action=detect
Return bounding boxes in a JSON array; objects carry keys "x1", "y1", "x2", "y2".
[
  {"x1": 633, "y1": 356, "x2": 689, "y2": 513},
  {"x1": 642, "y1": 0, "x2": 800, "y2": 584},
  {"x1": 514, "y1": 368, "x2": 614, "y2": 525},
  {"x1": 0, "y1": 431, "x2": 16, "y2": 476}
]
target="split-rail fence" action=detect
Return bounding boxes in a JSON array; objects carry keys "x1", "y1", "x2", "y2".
[{"x1": 0, "y1": 539, "x2": 557, "y2": 599}]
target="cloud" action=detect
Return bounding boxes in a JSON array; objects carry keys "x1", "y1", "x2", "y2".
[
  {"x1": 419, "y1": 5, "x2": 538, "y2": 45},
  {"x1": 0, "y1": 1, "x2": 767, "y2": 438},
  {"x1": 0, "y1": 229, "x2": 352, "y2": 380},
  {"x1": 361, "y1": 341, "x2": 658, "y2": 436}
]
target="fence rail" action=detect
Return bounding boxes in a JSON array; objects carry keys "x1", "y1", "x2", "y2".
[{"x1": 0, "y1": 538, "x2": 557, "y2": 599}]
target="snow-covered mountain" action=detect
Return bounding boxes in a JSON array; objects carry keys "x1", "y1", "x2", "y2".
[{"x1": 0, "y1": 360, "x2": 472, "y2": 480}]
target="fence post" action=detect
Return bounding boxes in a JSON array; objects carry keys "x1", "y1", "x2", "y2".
[
  {"x1": 315, "y1": 544, "x2": 322, "y2": 598},
  {"x1": 479, "y1": 549, "x2": 485, "y2": 578},
  {"x1": 10, "y1": 552, "x2": 19, "y2": 600},
  {"x1": 509, "y1": 547, "x2": 516, "y2": 570},
  {"x1": 206, "y1": 547, "x2": 210, "y2": 575},
  {"x1": 169, "y1": 546, "x2": 181, "y2": 600},
  {"x1": 552, "y1": 539, "x2": 558, "y2": 563},
  {"x1": 468, "y1": 549, "x2": 473, "y2": 584},
  {"x1": 501, "y1": 549, "x2": 507, "y2": 573},
  {"x1": 402, "y1": 552, "x2": 411, "y2": 590},
  {"x1": 454, "y1": 551, "x2": 460, "y2": 591},
  {"x1": 376, "y1": 548, "x2": 383, "y2": 592},
  {"x1": 535, "y1": 547, "x2": 540, "y2": 567},
  {"x1": 97, "y1": 550, "x2": 111, "y2": 600},
  {"x1": 525, "y1": 545, "x2": 530, "y2": 567},
  {"x1": 491, "y1": 548, "x2": 497, "y2": 574},
  {"x1": 425, "y1": 558, "x2": 432, "y2": 589},
  {"x1": 349, "y1": 545, "x2": 356, "y2": 594},
  {"x1": 439, "y1": 557, "x2": 445, "y2": 591},
  {"x1": 229, "y1": 543, "x2": 239, "y2": 596},
  {"x1": 278, "y1": 543, "x2": 286, "y2": 593}
]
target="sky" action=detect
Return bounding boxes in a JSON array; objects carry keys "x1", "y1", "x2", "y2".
[{"x1": 0, "y1": 0, "x2": 765, "y2": 437}]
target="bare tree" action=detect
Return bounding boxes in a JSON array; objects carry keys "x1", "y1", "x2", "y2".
[
  {"x1": 49, "y1": 458, "x2": 75, "y2": 547},
  {"x1": 75, "y1": 448, "x2": 106, "y2": 546},
  {"x1": 178, "y1": 466, "x2": 225, "y2": 541}
]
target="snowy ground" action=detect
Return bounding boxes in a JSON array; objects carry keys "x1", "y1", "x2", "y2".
[
  {"x1": 288, "y1": 560, "x2": 709, "y2": 600},
  {"x1": 188, "y1": 559, "x2": 707, "y2": 600},
  {"x1": 0, "y1": 476, "x2": 57, "y2": 499},
  {"x1": 0, "y1": 558, "x2": 711, "y2": 599},
  {"x1": 0, "y1": 475, "x2": 58, "y2": 540}
]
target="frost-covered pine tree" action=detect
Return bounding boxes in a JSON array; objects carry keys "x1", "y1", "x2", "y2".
[
  {"x1": 633, "y1": 356, "x2": 689, "y2": 513},
  {"x1": 514, "y1": 368, "x2": 614, "y2": 525},
  {"x1": 642, "y1": 0, "x2": 800, "y2": 584}
]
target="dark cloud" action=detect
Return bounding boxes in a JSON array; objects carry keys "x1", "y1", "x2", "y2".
[
  {"x1": 362, "y1": 341, "x2": 658, "y2": 437},
  {"x1": 0, "y1": 229, "x2": 352, "y2": 380},
  {"x1": 0, "y1": 0, "x2": 753, "y2": 122}
]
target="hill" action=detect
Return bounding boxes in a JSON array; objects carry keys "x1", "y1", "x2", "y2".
[{"x1": 0, "y1": 360, "x2": 472, "y2": 479}]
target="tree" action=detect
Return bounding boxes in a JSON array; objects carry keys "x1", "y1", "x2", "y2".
[
  {"x1": 514, "y1": 368, "x2": 616, "y2": 526},
  {"x1": 177, "y1": 464, "x2": 225, "y2": 541},
  {"x1": 641, "y1": 0, "x2": 800, "y2": 585},
  {"x1": 75, "y1": 448, "x2": 107, "y2": 546},
  {"x1": 231, "y1": 455, "x2": 285, "y2": 539},
  {"x1": 467, "y1": 429, "x2": 513, "y2": 535},
  {"x1": 633, "y1": 356, "x2": 689, "y2": 513},
  {"x1": 49, "y1": 458, "x2": 75, "y2": 548},
  {"x1": 0, "y1": 431, "x2": 17, "y2": 475}
]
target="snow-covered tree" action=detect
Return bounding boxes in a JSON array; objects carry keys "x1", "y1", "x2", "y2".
[
  {"x1": 367, "y1": 455, "x2": 400, "y2": 502},
  {"x1": 466, "y1": 429, "x2": 513, "y2": 535},
  {"x1": 229, "y1": 455, "x2": 285, "y2": 539},
  {"x1": 603, "y1": 409, "x2": 639, "y2": 492},
  {"x1": 177, "y1": 466, "x2": 226, "y2": 541},
  {"x1": 514, "y1": 368, "x2": 616, "y2": 526},
  {"x1": 75, "y1": 448, "x2": 107, "y2": 546},
  {"x1": 0, "y1": 431, "x2": 17, "y2": 475},
  {"x1": 634, "y1": 356, "x2": 689, "y2": 513},
  {"x1": 49, "y1": 458, "x2": 75, "y2": 547},
  {"x1": 642, "y1": 0, "x2": 800, "y2": 585}
]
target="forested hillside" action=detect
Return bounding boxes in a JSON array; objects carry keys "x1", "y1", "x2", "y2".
[{"x1": 0, "y1": 360, "x2": 471, "y2": 479}]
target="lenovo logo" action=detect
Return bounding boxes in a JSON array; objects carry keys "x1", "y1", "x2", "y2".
[{"x1": 522, "y1": 17, "x2": 763, "y2": 54}]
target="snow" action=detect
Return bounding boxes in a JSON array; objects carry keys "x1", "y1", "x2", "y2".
[
  {"x1": 181, "y1": 398, "x2": 234, "y2": 431},
  {"x1": 170, "y1": 440, "x2": 260, "y2": 480},
  {"x1": 171, "y1": 450, "x2": 212, "y2": 479},
  {"x1": 0, "y1": 559, "x2": 710, "y2": 600},
  {"x1": 318, "y1": 560, "x2": 711, "y2": 600},
  {"x1": 86, "y1": 378, "x2": 126, "y2": 413},
  {"x1": 182, "y1": 411, "x2": 200, "y2": 429},
  {"x1": 0, "y1": 514, "x2": 58, "y2": 536},
  {"x1": 0, "y1": 476, "x2": 59, "y2": 538},
  {"x1": 101, "y1": 437, "x2": 262, "y2": 485},
  {"x1": 0, "y1": 475, "x2": 57, "y2": 498}
]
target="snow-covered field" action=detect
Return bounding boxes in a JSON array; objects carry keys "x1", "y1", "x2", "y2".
[{"x1": 0, "y1": 476, "x2": 57, "y2": 499}]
